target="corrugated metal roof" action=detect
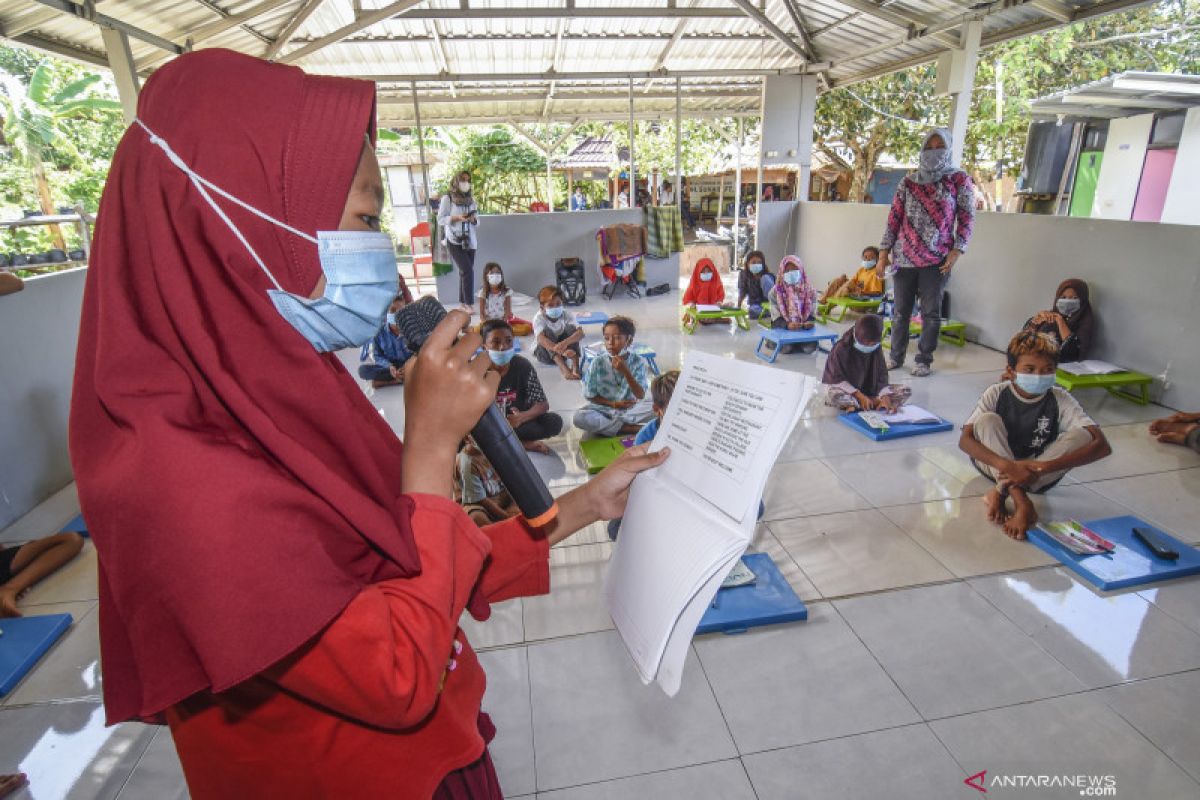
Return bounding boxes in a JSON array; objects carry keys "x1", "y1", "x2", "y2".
[
  {"x1": 1030, "y1": 71, "x2": 1200, "y2": 119},
  {"x1": 0, "y1": 0, "x2": 1154, "y2": 125}
]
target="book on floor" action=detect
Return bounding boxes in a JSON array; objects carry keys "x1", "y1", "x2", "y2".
[{"x1": 604, "y1": 350, "x2": 815, "y2": 696}]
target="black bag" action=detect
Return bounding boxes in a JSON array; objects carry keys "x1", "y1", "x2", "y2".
[{"x1": 556, "y1": 257, "x2": 586, "y2": 306}]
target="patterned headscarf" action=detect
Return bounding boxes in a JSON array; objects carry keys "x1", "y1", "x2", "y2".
[
  {"x1": 774, "y1": 255, "x2": 815, "y2": 322},
  {"x1": 912, "y1": 127, "x2": 957, "y2": 185}
]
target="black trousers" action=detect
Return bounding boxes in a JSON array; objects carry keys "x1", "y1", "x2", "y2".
[
  {"x1": 448, "y1": 242, "x2": 476, "y2": 305},
  {"x1": 890, "y1": 265, "x2": 950, "y2": 367}
]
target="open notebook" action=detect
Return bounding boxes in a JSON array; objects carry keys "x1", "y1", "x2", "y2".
[{"x1": 604, "y1": 350, "x2": 815, "y2": 695}]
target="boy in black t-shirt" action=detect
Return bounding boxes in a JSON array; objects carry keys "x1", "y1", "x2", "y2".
[
  {"x1": 960, "y1": 330, "x2": 1111, "y2": 541},
  {"x1": 480, "y1": 319, "x2": 564, "y2": 454}
]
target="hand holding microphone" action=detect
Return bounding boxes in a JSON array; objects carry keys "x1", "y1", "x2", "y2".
[{"x1": 398, "y1": 297, "x2": 558, "y2": 526}]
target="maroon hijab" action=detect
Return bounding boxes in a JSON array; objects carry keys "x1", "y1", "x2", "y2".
[{"x1": 70, "y1": 50, "x2": 421, "y2": 723}]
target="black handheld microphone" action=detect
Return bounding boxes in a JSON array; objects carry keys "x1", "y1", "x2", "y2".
[{"x1": 396, "y1": 296, "x2": 559, "y2": 527}]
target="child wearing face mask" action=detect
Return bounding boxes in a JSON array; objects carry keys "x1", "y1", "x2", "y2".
[
  {"x1": 737, "y1": 250, "x2": 774, "y2": 318},
  {"x1": 682, "y1": 258, "x2": 729, "y2": 324},
  {"x1": 573, "y1": 316, "x2": 654, "y2": 436},
  {"x1": 822, "y1": 315, "x2": 912, "y2": 412},
  {"x1": 476, "y1": 262, "x2": 532, "y2": 330},
  {"x1": 960, "y1": 330, "x2": 1111, "y2": 541},
  {"x1": 819, "y1": 246, "x2": 886, "y2": 303},
  {"x1": 532, "y1": 286, "x2": 584, "y2": 381},
  {"x1": 480, "y1": 319, "x2": 563, "y2": 454},
  {"x1": 1023, "y1": 278, "x2": 1094, "y2": 363},
  {"x1": 357, "y1": 293, "x2": 413, "y2": 388},
  {"x1": 768, "y1": 256, "x2": 819, "y2": 354}
]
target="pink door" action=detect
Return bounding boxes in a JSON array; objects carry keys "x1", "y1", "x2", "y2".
[{"x1": 1132, "y1": 149, "x2": 1177, "y2": 222}]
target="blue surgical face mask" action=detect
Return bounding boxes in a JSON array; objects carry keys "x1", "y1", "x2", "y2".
[
  {"x1": 1014, "y1": 372, "x2": 1056, "y2": 396},
  {"x1": 487, "y1": 348, "x2": 515, "y2": 366},
  {"x1": 861, "y1": 259, "x2": 876, "y2": 269},
  {"x1": 749, "y1": 262, "x2": 763, "y2": 274},
  {"x1": 386, "y1": 312, "x2": 398, "y2": 327},
  {"x1": 783, "y1": 270, "x2": 802, "y2": 286},
  {"x1": 1056, "y1": 297, "x2": 1081, "y2": 316},
  {"x1": 545, "y1": 305, "x2": 564, "y2": 320},
  {"x1": 853, "y1": 335, "x2": 880, "y2": 354},
  {"x1": 135, "y1": 119, "x2": 398, "y2": 354},
  {"x1": 700, "y1": 271, "x2": 713, "y2": 282}
]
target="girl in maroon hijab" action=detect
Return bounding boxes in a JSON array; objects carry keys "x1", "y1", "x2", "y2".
[{"x1": 70, "y1": 49, "x2": 665, "y2": 799}]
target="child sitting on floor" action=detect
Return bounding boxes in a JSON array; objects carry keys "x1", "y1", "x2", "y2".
[
  {"x1": 959, "y1": 330, "x2": 1111, "y2": 541},
  {"x1": 768, "y1": 256, "x2": 819, "y2": 354},
  {"x1": 454, "y1": 437, "x2": 517, "y2": 528},
  {"x1": 532, "y1": 285, "x2": 584, "y2": 381},
  {"x1": 481, "y1": 319, "x2": 563, "y2": 454},
  {"x1": 682, "y1": 258, "x2": 729, "y2": 324},
  {"x1": 607, "y1": 369, "x2": 681, "y2": 541},
  {"x1": 477, "y1": 262, "x2": 531, "y2": 330},
  {"x1": 822, "y1": 314, "x2": 912, "y2": 412},
  {"x1": 1023, "y1": 278, "x2": 1095, "y2": 363},
  {"x1": 737, "y1": 250, "x2": 774, "y2": 318},
  {"x1": 819, "y1": 245, "x2": 885, "y2": 303},
  {"x1": 573, "y1": 315, "x2": 654, "y2": 436},
  {"x1": 1, "y1": 531, "x2": 85, "y2": 617},
  {"x1": 357, "y1": 293, "x2": 413, "y2": 389}
]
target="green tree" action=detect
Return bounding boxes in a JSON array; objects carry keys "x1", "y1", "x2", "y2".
[
  {"x1": 815, "y1": 0, "x2": 1198, "y2": 202},
  {"x1": 0, "y1": 59, "x2": 121, "y2": 248},
  {"x1": 443, "y1": 127, "x2": 547, "y2": 213}
]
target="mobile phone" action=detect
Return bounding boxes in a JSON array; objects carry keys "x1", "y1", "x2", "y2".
[{"x1": 1133, "y1": 527, "x2": 1179, "y2": 561}]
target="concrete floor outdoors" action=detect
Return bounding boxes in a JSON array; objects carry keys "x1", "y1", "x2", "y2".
[{"x1": 3, "y1": 273, "x2": 1200, "y2": 800}]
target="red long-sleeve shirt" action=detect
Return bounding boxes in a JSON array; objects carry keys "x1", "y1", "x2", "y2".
[{"x1": 164, "y1": 494, "x2": 550, "y2": 799}]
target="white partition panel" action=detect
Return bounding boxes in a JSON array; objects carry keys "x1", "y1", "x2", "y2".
[
  {"x1": 1092, "y1": 114, "x2": 1154, "y2": 220},
  {"x1": 1161, "y1": 107, "x2": 1200, "y2": 226}
]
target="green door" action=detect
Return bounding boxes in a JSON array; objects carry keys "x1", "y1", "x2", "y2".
[{"x1": 1069, "y1": 151, "x2": 1104, "y2": 218}]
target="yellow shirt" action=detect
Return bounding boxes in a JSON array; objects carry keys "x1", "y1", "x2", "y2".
[{"x1": 851, "y1": 266, "x2": 883, "y2": 295}]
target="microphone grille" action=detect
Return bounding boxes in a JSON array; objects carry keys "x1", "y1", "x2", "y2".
[{"x1": 395, "y1": 295, "x2": 448, "y2": 352}]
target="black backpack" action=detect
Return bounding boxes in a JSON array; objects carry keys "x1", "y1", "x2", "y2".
[{"x1": 556, "y1": 258, "x2": 586, "y2": 306}]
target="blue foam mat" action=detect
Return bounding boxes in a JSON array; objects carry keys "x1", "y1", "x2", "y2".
[
  {"x1": 576, "y1": 311, "x2": 609, "y2": 325},
  {"x1": 59, "y1": 513, "x2": 89, "y2": 537},
  {"x1": 0, "y1": 613, "x2": 74, "y2": 696},
  {"x1": 1027, "y1": 515, "x2": 1200, "y2": 591},
  {"x1": 696, "y1": 553, "x2": 808, "y2": 635},
  {"x1": 837, "y1": 411, "x2": 955, "y2": 441}
]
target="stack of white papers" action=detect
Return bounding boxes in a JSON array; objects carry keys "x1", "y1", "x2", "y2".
[
  {"x1": 695, "y1": 304, "x2": 723, "y2": 313},
  {"x1": 604, "y1": 350, "x2": 815, "y2": 696},
  {"x1": 1059, "y1": 360, "x2": 1125, "y2": 375}
]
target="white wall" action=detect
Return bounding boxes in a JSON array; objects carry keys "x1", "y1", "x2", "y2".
[
  {"x1": 0, "y1": 268, "x2": 87, "y2": 529},
  {"x1": 1161, "y1": 107, "x2": 1200, "y2": 226},
  {"x1": 434, "y1": 209, "x2": 681, "y2": 302},
  {"x1": 793, "y1": 202, "x2": 1200, "y2": 410}
]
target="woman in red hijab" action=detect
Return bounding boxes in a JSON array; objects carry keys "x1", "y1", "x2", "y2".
[{"x1": 70, "y1": 49, "x2": 665, "y2": 799}]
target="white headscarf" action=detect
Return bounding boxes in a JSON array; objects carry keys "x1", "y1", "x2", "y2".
[{"x1": 911, "y1": 127, "x2": 957, "y2": 185}]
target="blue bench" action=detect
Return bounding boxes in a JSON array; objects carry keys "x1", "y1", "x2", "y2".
[{"x1": 754, "y1": 324, "x2": 840, "y2": 363}]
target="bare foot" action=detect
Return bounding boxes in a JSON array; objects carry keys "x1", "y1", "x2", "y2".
[
  {"x1": 1153, "y1": 422, "x2": 1198, "y2": 445},
  {"x1": 983, "y1": 488, "x2": 1010, "y2": 525},
  {"x1": 0, "y1": 588, "x2": 21, "y2": 618},
  {"x1": 522, "y1": 441, "x2": 551, "y2": 455},
  {"x1": 1003, "y1": 489, "x2": 1037, "y2": 541},
  {"x1": 0, "y1": 773, "x2": 27, "y2": 798}
]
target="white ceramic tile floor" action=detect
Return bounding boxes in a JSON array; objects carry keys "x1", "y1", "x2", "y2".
[{"x1": 4, "y1": 290, "x2": 1199, "y2": 799}]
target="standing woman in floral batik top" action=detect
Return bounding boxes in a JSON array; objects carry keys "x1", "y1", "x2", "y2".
[{"x1": 874, "y1": 127, "x2": 975, "y2": 378}]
